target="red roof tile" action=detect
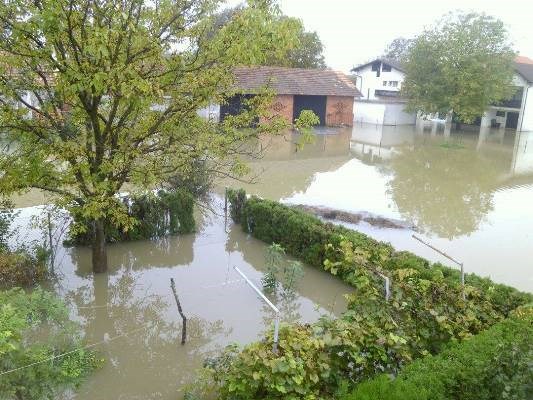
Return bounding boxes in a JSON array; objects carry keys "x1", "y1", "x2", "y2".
[{"x1": 233, "y1": 66, "x2": 362, "y2": 97}]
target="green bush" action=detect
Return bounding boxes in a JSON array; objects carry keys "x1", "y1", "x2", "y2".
[
  {"x1": 0, "y1": 249, "x2": 48, "y2": 288},
  {"x1": 67, "y1": 188, "x2": 195, "y2": 245},
  {"x1": 194, "y1": 192, "x2": 533, "y2": 399},
  {"x1": 343, "y1": 305, "x2": 533, "y2": 400},
  {"x1": 238, "y1": 195, "x2": 531, "y2": 316},
  {"x1": 0, "y1": 288, "x2": 101, "y2": 399}
]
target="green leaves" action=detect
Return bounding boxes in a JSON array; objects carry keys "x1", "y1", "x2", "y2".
[
  {"x1": 0, "y1": 288, "x2": 101, "y2": 399},
  {"x1": 212, "y1": 192, "x2": 532, "y2": 399},
  {"x1": 403, "y1": 12, "x2": 516, "y2": 123},
  {"x1": 0, "y1": 0, "x2": 303, "y2": 270}
]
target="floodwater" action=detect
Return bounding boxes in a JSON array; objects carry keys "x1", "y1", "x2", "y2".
[
  {"x1": 227, "y1": 123, "x2": 533, "y2": 292},
  {"x1": 9, "y1": 204, "x2": 350, "y2": 400},
  {"x1": 6, "y1": 122, "x2": 533, "y2": 398}
]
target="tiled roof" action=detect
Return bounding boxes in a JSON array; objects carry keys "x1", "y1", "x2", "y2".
[
  {"x1": 515, "y1": 56, "x2": 533, "y2": 83},
  {"x1": 232, "y1": 66, "x2": 362, "y2": 97}
]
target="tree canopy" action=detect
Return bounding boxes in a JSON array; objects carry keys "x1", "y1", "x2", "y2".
[
  {"x1": 0, "y1": 0, "x2": 302, "y2": 272},
  {"x1": 402, "y1": 12, "x2": 516, "y2": 123},
  {"x1": 212, "y1": 5, "x2": 326, "y2": 69},
  {"x1": 382, "y1": 37, "x2": 413, "y2": 63}
]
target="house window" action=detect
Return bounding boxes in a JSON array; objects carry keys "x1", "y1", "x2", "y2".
[
  {"x1": 496, "y1": 111, "x2": 506, "y2": 117},
  {"x1": 382, "y1": 63, "x2": 392, "y2": 72},
  {"x1": 371, "y1": 62, "x2": 380, "y2": 71},
  {"x1": 383, "y1": 81, "x2": 387, "y2": 86},
  {"x1": 389, "y1": 81, "x2": 399, "y2": 87}
]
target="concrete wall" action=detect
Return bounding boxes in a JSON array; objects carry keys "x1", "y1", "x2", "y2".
[
  {"x1": 326, "y1": 96, "x2": 354, "y2": 126},
  {"x1": 383, "y1": 103, "x2": 417, "y2": 125},
  {"x1": 353, "y1": 63, "x2": 405, "y2": 100},
  {"x1": 353, "y1": 101, "x2": 415, "y2": 125},
  {"x1": 353, "y1": 101, "x2": 386, "y2": 124}
]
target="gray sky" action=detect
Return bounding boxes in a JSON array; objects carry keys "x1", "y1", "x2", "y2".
[{"x1": 276, "y1": 0, "x2": 533, "y2": 72}]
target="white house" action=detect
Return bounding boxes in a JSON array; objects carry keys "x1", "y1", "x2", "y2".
[
  {"x1": 480, "y1": 56, "x2": 533, "y2": 132},
  {"x1": 351, "y1": 58, "x2": 416, "y2": 126}
]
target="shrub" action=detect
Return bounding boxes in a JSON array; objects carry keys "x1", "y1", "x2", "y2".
[
  {"x1": 343, "y1": 305, "x2": 533, "y2": 400},
  {"x1": 0, "y1": 249, "x2": 48, "y2": 288},
  {"x1": 226, "y1": 188, "x2": 247, "y2": 224},
  {"x1": 67, "y1": 188, "x2": 195, "y2": 245},
  {"x1": 236, "y1": 195, "x2": 531, "y2": 316},
  {"x1": 0, "y1": 288, "x2": 101, "y2": 399},
  {"x1": 197, "y1": 192, "x2": 533, "y2": 399}
]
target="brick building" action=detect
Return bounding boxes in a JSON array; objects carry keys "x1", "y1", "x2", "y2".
[{"x1": 220, "y1": 66, "x2": 362, "y2": 127}]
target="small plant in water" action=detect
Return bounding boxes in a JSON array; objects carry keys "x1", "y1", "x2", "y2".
[
  {"x1": 262, "y1": 243, "x2": 284, "y2": 293},
  {"x1": 261, "y1": 243, "x2": 304, "y2": 295}
]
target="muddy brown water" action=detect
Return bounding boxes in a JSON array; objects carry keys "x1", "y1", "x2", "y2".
[
  {"x1": 10, "y1": 204, "x2": 350, "y2": 400},
  {"x1": 8, "y1": 122, "x2": 533, "y2": 399}
]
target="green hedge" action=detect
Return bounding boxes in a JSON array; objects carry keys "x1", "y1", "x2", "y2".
[
  {"x1": 343, "y1": 306, "x2": 533, "y2": 400},
  {"x1": 238, "y1": 195, "x2": 531, "y2": 315},
  {"x1": 191, "y1": 193, "x2": 533, "y2": 399},
  {"x1": 67, "y1": 188, "x2": 195, "y2": 245}
]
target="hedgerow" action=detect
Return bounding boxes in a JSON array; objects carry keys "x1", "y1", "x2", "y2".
[
  {"x1": 66, "y1": 188, "x2": 195, "y2": 245},
  {"x1": 343, "y1": 305, "x2": 533, "y2": 400},
  {"x1": 185, "y1": 193, "x2": 532, "y2": 399}
]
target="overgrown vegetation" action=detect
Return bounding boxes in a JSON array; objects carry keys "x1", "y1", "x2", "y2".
[
  {"x1": 0, "y1": 200, "x2": 48, "y2": 288},
  {"x1": 0, "y1": 288, "x2": 101, "y2": 399},
  {"x1": 186, "y1": 192, "x2": 532, "y2": 399},
  {"x1": 66, "y1": 189, "x2": 195, "y2": 245},
  {"x1": 402, "y1": 12, "x2": 516, "y2": 123},
  {"x1": 343, "y1": 305, "x2": 533, "y2": 400}
]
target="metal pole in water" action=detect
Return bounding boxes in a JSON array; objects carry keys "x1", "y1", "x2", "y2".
[
  {"x1": 224, "y1": 187, "x2": 228, "y2": 232},
  {"x1": 233, "y1": 266, "x2": 280, "y2": 353},
  {"x1": 412, "y1": 234, "x2": 466, "y2": 301}
]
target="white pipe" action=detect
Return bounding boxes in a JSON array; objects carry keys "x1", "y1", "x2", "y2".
[{"x1": 233, "y1": 266, "x2": 280, "y2": 352}]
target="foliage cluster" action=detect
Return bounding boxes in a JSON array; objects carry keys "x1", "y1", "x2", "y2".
[
  {"x1": 212, "y1": 5, "x2": 326, "y2": 69},
  {"x1": 67, "y1": 189, "x2": 195, "y2": 245},
  {"x1": 187, "y1": 193, "x2": 532, "y2": 399},
  {"x1": 0, "y1": 0, "x2": 306, "y2": 272},
  {"x1": 0, "y1": 288, "x2": 101, "y2": 400},
  {"x1": 402, "y1": 12, "x2": 516, "y2": 123},
  {"x1": 343, "y1": 305, "x2": 533, "y2": 400},
  {"x1": 0, "y1": 201, "x2": 49, "y2": 288},
  {"x1": 261, "y1": 243, "x2": 303, "y2": 294}
]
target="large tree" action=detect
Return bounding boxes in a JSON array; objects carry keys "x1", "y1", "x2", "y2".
[
  {"x1": 402, "y1": 12, "x2": 516, "y2": 123},
  {"x1": 0, "y1": 0, "x2": 300, "y2": 273},
  {"x1": 212, "y1": 5, "x2": 326, "y2": 69}
]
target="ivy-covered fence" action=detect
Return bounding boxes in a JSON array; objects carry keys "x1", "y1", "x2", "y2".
[
  {"x1": 67, "y1": 189, "x2": 195, "y2": 245},
  {"x1": 185, "y1": 191, "x2": 532, "y2": 400}
]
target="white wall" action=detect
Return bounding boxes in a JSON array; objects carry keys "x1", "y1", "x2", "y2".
[
  {"x1": 354, "y1": 101, "x2": 415, "y2": 125},
  {"x1": 353, "y1": 63, "x2": 405, "y2": 100},
  {"x1": 519, "y1": 86, "x2": 533, "y2": 132},
  {"x1": 383, "y1": 103, "x2": 416, "y2": 125},
  {"x1": 197, "y1": 103, "x2": 220, "y2": 122},
  {"x1": 354, "y1": 101, "x2": 386, "y2": 124}
]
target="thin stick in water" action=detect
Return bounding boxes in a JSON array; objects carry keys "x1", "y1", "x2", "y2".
[{"x1": 170, "y1": 278, "x2": 187, "y2": 345}]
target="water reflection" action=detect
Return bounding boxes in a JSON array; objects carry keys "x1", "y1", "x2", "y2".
[{"x1": 222, "y1": 124, "x2": 533, "y2": 292}]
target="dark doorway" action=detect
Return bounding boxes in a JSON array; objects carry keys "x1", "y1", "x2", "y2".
[
  {"x1": 293, "y1": 95, "x2": 327, "y2": 126},
  {"x1": 506, "y1": 112, "x2": 520, "y2": 129},
  {"x1": 220, "y1": 94, "x2": 255, "y2": 123}
]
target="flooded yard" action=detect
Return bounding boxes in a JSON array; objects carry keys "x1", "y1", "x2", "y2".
[
  {"x1": 229, "y1": 124, "x2": 533, "y2": 292},
  {"x1": 11, "y1": 204, "x2": 350, "y2": 400},
  {"x1": 8, "y1": 122, "x2": 533, "y2": 399}
]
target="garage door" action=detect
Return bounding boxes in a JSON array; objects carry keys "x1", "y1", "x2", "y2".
[{"x1": 293, "y1": 95, "x2": 327, "y2": 126}]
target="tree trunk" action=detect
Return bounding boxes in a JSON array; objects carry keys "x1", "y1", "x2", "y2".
[{"x1": 92, "y1": 219, "x2": 108, "y2": 273}]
